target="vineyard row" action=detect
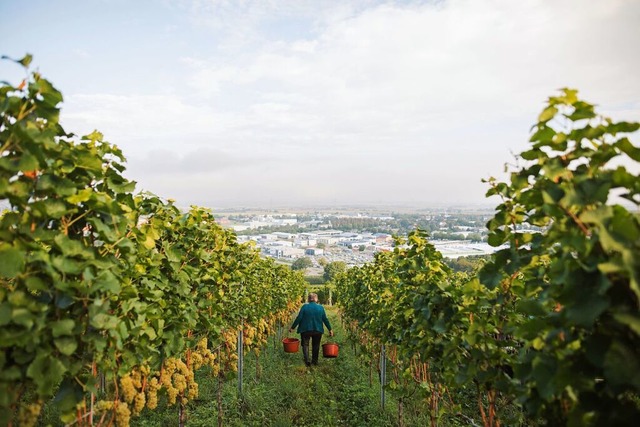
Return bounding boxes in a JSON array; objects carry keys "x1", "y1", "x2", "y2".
[{"x1": 0, "y1": 56, "x2": 306, "y2": 427}]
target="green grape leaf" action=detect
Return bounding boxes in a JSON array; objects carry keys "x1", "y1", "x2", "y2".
[
  {"x1": 27, "y1": 353, "x2": 66, "y2": 396},
  {"x1": 54, "y1": 337, "x2": 78, "y2": 355},
  {"x1": 51, "y1": 319, "x2": 75, "y2": 337},
  {"x1": 0, "y1": 244, "x2": 25, "y2": 278}
]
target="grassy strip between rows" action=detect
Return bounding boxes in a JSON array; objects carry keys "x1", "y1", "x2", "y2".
[{"x1": 129, "y1": 307, "x2": 430, "y2": 427}]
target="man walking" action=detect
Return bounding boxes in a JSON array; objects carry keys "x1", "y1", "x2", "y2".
[{"x1": 290, "y1": 293, "x2": 333, "y2": 367}]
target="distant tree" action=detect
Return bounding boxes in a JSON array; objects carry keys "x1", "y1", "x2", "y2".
[
  {"x1": 291, "y1": 257, "x2": 312, "y2": 271},
  {"x1": 314, "y1": 286, "x2": 336, "y2": 305},
  {"x1": 358, "y1": 245, "x2": 366, "y2": 252},
  {"x1": 305, "y1": 276, "x2": 326, "y2": 285},
  {"x1": 316, "y1": 242, "x2": 326, "y2": 249},
  {"x1": 432, "y1": 231, "x2": 466, "y2": 241},
  {"x1": 236, "y1": 223, "x2": 305, "y2": 235},
  {"x1": 444, "y1": 255, "x2": 489, "y2": 273},
  {"x1": 323, "y1": 261, "x2": 347, "y2": 282},
  {"x1": 318, "y1": 257, "x2": 328, "y2": 267},
  {"x1": 467, "y1": 232, "x2": 483, "y2": 242},
  {"x1": 399, "y1": 219, "x2": 412, "y2": 229}
]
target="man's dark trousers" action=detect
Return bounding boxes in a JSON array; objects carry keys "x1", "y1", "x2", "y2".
[{"x1": 301, "y1": 331, "x2": 322, "y2": 365}]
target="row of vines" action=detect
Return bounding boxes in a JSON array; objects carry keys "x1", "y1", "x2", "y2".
[
  {"x1": 0, "y1": 56, "x2": 305, "y2": 426},
  {"x1": 336, "y1": 90, "x2": 640, "y2": 426}
]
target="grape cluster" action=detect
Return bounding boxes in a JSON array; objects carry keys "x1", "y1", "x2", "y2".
[
  {"x1": 94, "y1": 400, "x2": 131, "y2": 427},
  {"x1": 211, "y1": 359, "x2": 221, "y2": 377},
  {"x1": 132, "y1": 393, "x2": 146, "y2": 415},
  {"x1": 255, "y1": 317, "x2": 271, "y2": 347},
  {"x1": 107, "y1": 312, "x2": 296, "y2": 422},
  {"x1": 220, "y1": 329, "x2": 239, "y2": 372},
  {"x1": 16, "y1": 400, "x2": 42, "y2": 427},
  {"x1": 189, "y1": 337, "x2": 217, "y2": 371},
  {"x1": 114, "y1": 402, "x2": 131, "y2": 426},
  {"x1": 243, "y1": 318, "x2": 271, "y2": 355},
  {"x1": 119, "y1": 365, "x2": 150, "y2": 415},
  {"x1": 243, "y1": 324, "x2": 256, "y2": 348},
  {"x1": 275, "y1": 302, "x2": 299, "y2": 325},
  {"x1": 119, "y1": 374, "x2": 137, "y2": 405},
  {"x1": 145, "y1": 377, "x2": 160, "y2": 410},
  {"x1": 159, "y1": 357, "x2": 197, "y2": 405}
]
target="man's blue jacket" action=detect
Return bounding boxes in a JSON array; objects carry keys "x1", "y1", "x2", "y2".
[{"x1": 291, "y1": 302, "x2": 332, "y2": 334}]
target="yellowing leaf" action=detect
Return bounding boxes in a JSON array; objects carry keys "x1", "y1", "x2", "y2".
[{"x1": 538, "y1": 106, "x2": 557, "y2": 123}]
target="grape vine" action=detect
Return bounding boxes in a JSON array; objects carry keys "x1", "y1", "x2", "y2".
[
  {"x1": 336, "y1": 90, "x2": 640, "y2": 426},
  {"x1": 0, "y1": 55, "x2": 305, "y2": 426}
]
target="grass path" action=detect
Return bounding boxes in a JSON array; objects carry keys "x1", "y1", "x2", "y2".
[
  {"x1": 232, "y1": 306, "x2": 392, "y2": 427},
  {"x1": 132, "y1": 307, "x2": 427, "y2": 426}
]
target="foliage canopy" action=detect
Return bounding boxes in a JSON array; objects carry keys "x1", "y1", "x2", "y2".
[
  {"x1": 0, "y1": 56, "x2": 305, "y2": 426},
  {"x1": 336, "y1": 88, "x2": 640, "y2": 426}
]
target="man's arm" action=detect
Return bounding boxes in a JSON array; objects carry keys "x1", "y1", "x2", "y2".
[
  {"x1": 289, "y1": 305, "x2": 305, "y2": 332},
  {"x1": 322, "y1": 309, "x2": 334, "y2": 337}
]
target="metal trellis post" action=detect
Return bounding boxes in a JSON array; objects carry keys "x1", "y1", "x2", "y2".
[
  {"x1": 380, "y1": 344, "x2": 387, "y2": 408},
  {"x1": 238, "y1": 320, "x2": 243, "y2": 395}
]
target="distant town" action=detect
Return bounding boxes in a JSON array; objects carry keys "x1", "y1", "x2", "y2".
[{"x1": 213, "y1": 208, "x2": 511, "y2": 270}]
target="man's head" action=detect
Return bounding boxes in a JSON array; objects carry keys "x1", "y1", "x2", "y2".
[{"x1": 308, "y1": 293, "x2": 318, "y2": 303}]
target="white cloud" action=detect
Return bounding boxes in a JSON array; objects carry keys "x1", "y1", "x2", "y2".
[
  {"x1": 55, "y1": 0, "x2": 639, "y2": 207},
  {"x1": 72, "y1": 49, "x2": 91, "y2": 59},
  {"x1": 182, "y1": 0, "x2": 639, "y2": 126}
]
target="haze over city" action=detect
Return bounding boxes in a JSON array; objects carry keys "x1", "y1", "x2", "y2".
[{"x1": 1, "y1": 0, "x2": 638, "y2": 208}]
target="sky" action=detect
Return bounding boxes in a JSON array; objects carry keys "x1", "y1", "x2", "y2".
[{"x1": 1, "y1": 0, "x2": 639, "y2": 209}]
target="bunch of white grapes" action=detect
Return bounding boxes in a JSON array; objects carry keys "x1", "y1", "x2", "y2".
[
  {"x1": 15, "y1": 400, "x2": 42, "y2": 427},
  {"x1": 189, "y1": 337, "x2": 217, "y2": 371},
  {"x1": 220, "y1": 328, "x2": 239, "y2": 372},
  {"x1": 119, "y1": 365, "x2": 150, "y2": 415},
  {"x1": 159, "y1": 357, "x2": 197, "y2": 405},
  {"x1": 243, "y1": 324, "x2": 257, "y2": 348},
  {"x1": 94, "y1": 400, "x2": 131, "y2": 427},
  {"x1": 145, "y1": 377, "x2": 161, "y2": 410}
]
